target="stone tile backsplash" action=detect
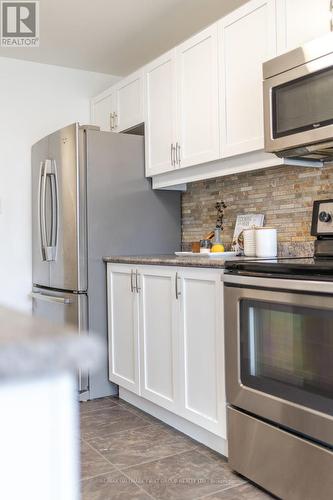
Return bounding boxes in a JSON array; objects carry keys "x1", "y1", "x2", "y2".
[{"x1": 182, "y1": 163, "x2": 333, "y2": 256}]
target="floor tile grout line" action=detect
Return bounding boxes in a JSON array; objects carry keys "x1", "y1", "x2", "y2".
[
  {"x1": 116, "y1": 465, "x2": 157, "y2": 500},
  {"x1": 116, "y1": 399, "x2": 160, "y2": 418},
  {"x1": 193, "y1": 480, "x2": 249, "y2": 500},
  {"x1": 87, "y1": 433, "x2": 197, "y2": 474},
  {"x1": 82, "y1": 438, "x2": 156, "y2": 499},
  {"x1": 81, "y1": 400, "x2": 251, "y2": 499},
  {"x1": 82, "y1": 437, "x2": 247, "y2": 500},
  {"x1": 193, "y1": 446, "x2": 228, "y2": 461},
  {"x1": 120, "y1": 447, "x2": 203, "y2": 473},
  {"x1": 81, "y1": 401, "x2": 155, "y2": 422},
  {"x1": 81, "y1": 469, "x2": 116, "y2": 482},
  {"x1": 82, "y1": 421, "x2": 158, "y2": 441}
]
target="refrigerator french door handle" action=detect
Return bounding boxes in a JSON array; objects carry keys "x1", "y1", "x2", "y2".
[
  {"x1": 50, "y1": 160, "x2": 59, "y2": 258},
  {"x1": 30, "y1": 292, "x2": 71, "y2": 304},
  {"x1": 42, "y1": 159, "x2": 58, "y2": 262},
  {"x1": 40, "y1": 160, "x2": 48, "y2": 261}
]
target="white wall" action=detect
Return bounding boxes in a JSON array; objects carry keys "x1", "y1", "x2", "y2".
[{"x1": 0, "y1": 57, "x2": 118, "y2": 311}]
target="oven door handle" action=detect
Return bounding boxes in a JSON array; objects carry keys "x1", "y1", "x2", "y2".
[{"x1": 223, "y1": 273, "x2": 333, "y2": 295}]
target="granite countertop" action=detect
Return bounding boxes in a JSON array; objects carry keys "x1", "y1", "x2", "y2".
[
  {"x1": 103, "y1": 254, "x2": 259, "y2": 268},
  {"x1": 0, "y1": 306, "x2": 102, "y2": 379}
]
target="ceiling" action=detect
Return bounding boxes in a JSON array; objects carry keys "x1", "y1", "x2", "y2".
[{"x1": 0, "y1": 0, "x2": 248, "y2": 76}]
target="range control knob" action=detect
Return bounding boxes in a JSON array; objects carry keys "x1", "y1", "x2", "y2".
[{"x1": 319, "y1": 211, "x2": 332, "y2": 223}]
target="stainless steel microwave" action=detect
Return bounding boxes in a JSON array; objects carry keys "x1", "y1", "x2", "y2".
[{"x1": 263, "y1": 33, "x2": 333, "y2": 162}]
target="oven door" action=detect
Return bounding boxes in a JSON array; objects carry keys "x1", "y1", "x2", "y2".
[
  {"x1": 263, "y1": 51, "x2": 333, "y2": 154},
  {"x1": 224, "y1": 274, "x2": 333, "y2": 446}
]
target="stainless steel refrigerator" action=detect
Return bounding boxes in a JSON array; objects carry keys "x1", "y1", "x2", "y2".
[{"x1": 31, "y1": 123, "x2": 181, "y2": 400}]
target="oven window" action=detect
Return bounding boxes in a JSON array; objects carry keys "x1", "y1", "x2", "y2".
[
  {"x1": 240, "y1": 299, "x2": 333, "y2": 415},
  {"x1": 272, "y1": 66, "x2": 333, "y2": 138}
]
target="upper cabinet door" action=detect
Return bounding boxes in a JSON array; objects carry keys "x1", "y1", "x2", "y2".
[
  {"x1": 113, "y1": 69, "x2": 144, "y2": 132},
  {"x1": 219, "y1": 0, "x2": 277, "y2": 158},
  {"x1": 277, "y1": 0, "x2": 332, "y2": 54},
  {"x1": 176, "y1": 25, "x2": 220, "y2": 169},
  {"x1": 90, "y1": 91, "x2": 114, "y2": 132},
  {"x1": 144, "y1": 50, "x2": 177, "y2": 176}
]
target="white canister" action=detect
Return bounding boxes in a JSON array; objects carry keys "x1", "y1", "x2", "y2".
[
  {"x1": 255, "y1": 228, "x2": 277, "y2": 257},
  {"x1": 243, "y1": 228, "x2": 256, "y2": 257}
]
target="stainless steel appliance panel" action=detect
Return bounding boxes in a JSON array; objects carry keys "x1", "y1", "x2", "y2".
[
  {"x1": 85, "y1": 130, "x2": 181, "y2": 398},
  {"x1": 228, "y1": 406, "x2": 333, "y2": 500},
  {"x1": 31, "y1": 135, "x2": 51, "y2": 288},
  {"x1": 263, "y1": 33, "x2": 333, "y2": 160},
  {"x1": 264, "y1": 52, "x2": 333, "y2": 153},
  {"x1": 31, "y1": 286, "x2": 89, "y2": 393},
  {"x1": 48, "y1": 123, "x2": 87, "y2": 292},
  {"x1": 224, "y1": 275, "x2": 333, "y2": 446}
]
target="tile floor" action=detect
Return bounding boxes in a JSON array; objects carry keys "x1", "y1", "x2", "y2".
[{"x1": 80, "y1": 396, "x2": 273, "y2": 500}]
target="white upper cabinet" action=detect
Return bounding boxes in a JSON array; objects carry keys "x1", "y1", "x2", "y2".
[
  {"x1": 92, "y1": 0, "x2": 329, "y2": 186},
  {"x1": 176, "y1": 25, "x2": 220, "y2": 169},
  {"x1": 277, "y1": 0, "x2": 332, "y2": 53},
  {"x1": 144, "y1": 50, "x2": 177, "y2": 176},
  {"x1": 91, "y1": 92, "x2": 114, "y2": 132},
  {"x1": 113, "y1": 69, "x2": 144, "y2": 132},
  {"x1": 91, "y1": 70, "x2": 144, "y2": 133},
  {"x1": 219, "y1": 0, "x2": 277, "y2": 158}
]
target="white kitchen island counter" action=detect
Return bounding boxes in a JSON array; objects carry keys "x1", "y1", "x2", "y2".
[{"x1": 0, "y1": 306, "x2": 101, "y2": 500}]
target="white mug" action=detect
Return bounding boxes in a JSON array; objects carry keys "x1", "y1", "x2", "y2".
[{"x1": 255, "y1": 228, "x2": 277, "y2": 257}]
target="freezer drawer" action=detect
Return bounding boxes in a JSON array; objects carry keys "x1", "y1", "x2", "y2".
[{"x1": 31, "y1": 287, "x2": 89, "y2": 394}]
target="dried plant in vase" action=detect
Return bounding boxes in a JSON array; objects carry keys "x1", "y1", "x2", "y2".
[
  {"x1": 212, "y1": 201, "x2": 227, "y2": 253},
  {"x1": 215, "y1": 201, "x2": 227, "y2": 230}
]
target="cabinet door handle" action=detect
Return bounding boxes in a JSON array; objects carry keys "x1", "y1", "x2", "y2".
[
  {"x1": 175, "y1": 272, "x2": 181, "y2": 299},
  {"x1": 135, "y1": 270, "x2": 141, "y2": 293},
  {"x1": 170, "y1": 143, "x2": 175, "y2": 166},
  {"x1": 176, "y1": 142, "x2": 181, "y2": 165},
  {"x1": 130, "y1": 270, "x2": 135, "y2": 292},
  {"x1": 110, "y1": 112, "x2": 114, "y2": 130},
  {"x1": 114, "y1": 112, "x2": 118, "y2": 129}
]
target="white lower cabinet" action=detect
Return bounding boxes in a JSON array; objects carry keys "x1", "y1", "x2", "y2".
[
  {"x1": 107, "y1": 263, "x2": 226, "y2": 438},
  {"x1": 139, "y1": 266, "x2": 180, "y2": 413},
  {"x1": 179, "y1": 268, "x2": 226, "y2": 436},
  {"x1": 107, "y1": 265, "x2": 140, "y2": 394}
]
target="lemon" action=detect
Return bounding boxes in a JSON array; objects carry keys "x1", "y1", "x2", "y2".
[{"x1": 211, "y1": 244, "x2": 224, "y2": 253}]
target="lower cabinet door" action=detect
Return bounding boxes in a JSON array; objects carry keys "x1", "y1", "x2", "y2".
[
  {"x1": 179, "y1": 268, "x2": 226, "y2": 437},
  {"x1": 138, "y1": 266, "x2": 180, "y2": 413},
  {"x1": 107, "y1": 264, "x2": 140, "y2": 394}
]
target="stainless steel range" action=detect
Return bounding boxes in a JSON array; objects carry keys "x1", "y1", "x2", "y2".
[{"x1": 224, "y1": 200, "x2": 333, "y2": 500}]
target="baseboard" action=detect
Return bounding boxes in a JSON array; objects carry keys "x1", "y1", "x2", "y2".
[{"x1": 119, "y1": 388, "x2": 228, "y2": 457}]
